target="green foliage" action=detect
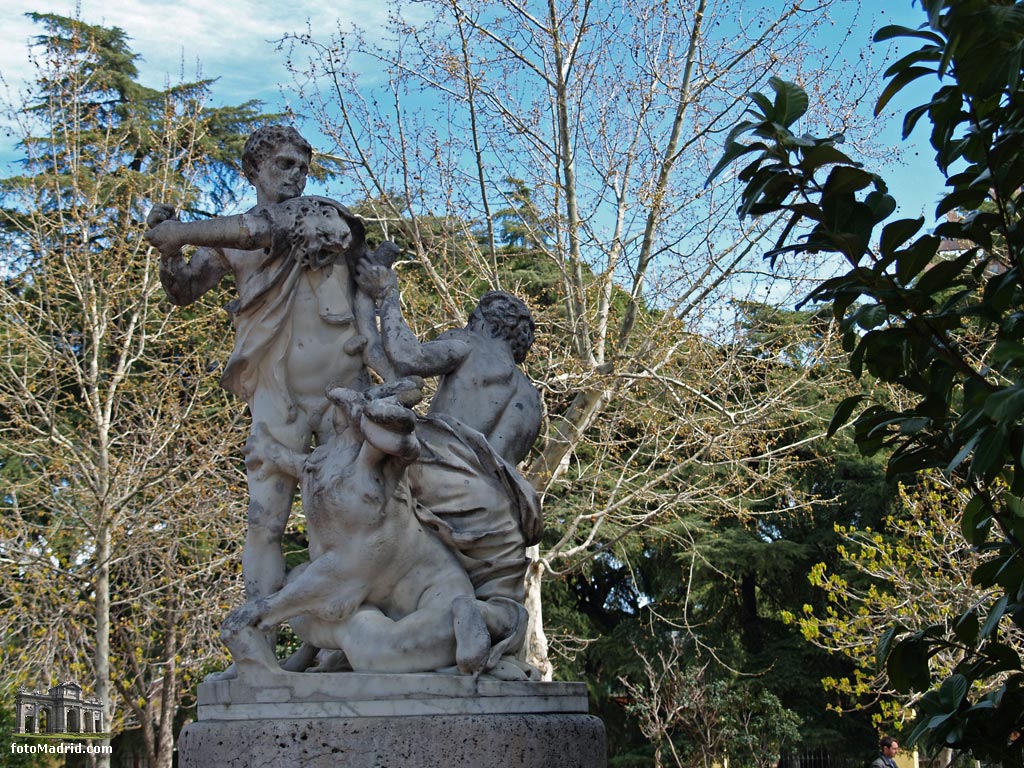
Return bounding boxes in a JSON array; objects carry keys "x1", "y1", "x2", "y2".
[
  {"x1": 538, "y1": 301, "x2": 886, "y2": 758},
  {"x1": 0, "y1": 12, "x2": 272, "y2": 763},
  {"x1": 8, "y1": 14, "x2": 266, "y2": 216},
  {"x1": 796, "y1": 475, "x2": 1023, "y2": 739},
  {"x1": 492, "y1": 176, "x2": 557, "y2": 251},
  {"x1": 723, "y1": 686, "x2": 804, "y2": 768},
  {"x1": 617, "y1": 640, "x2": 803, "y2": 768},
  {"x1": 712, "y1": 0, "x2": 1024, "y2": 758}
]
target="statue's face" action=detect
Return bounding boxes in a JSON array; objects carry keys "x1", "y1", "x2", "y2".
[{"x1": 254, "y1": 143, "x2": 310, "y2": 203}]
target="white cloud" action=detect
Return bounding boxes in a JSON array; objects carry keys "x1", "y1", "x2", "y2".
[
  {"x1": 0, "y1": 0, "x2": 403, "y2": 174},
  {"x1": 0, "y1": 0, "x2": 391, "y2": 107}
]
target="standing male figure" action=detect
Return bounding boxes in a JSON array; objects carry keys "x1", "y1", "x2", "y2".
[
  {"x1": 145, "y1": 126, "x2": 381, "y2": 644},
  {"x1": 870, "y1": 736, "x2": 899, "y2": 768}
]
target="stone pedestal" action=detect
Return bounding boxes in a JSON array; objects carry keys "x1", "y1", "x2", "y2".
[{"x1": 178, "y1": 671, "x2": 606, "y2": 767}]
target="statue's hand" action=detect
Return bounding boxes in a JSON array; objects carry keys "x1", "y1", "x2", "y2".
[
  {"x1": 368, "y1": 240, "x2": 400, "y2": 268},
  {"x1": 144, "y1": 219, "x2": 186, "y2": 258},
  {"x1": 146, "y1": 203, "x2": 177, "y2": 228},
  {"x1": 354, "y1": 256, "x2": 398, "y2": 300}
]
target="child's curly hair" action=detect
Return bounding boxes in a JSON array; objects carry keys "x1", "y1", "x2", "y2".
[{"x1": 469, "y1": 291, "x2": 536, "y2": 364}]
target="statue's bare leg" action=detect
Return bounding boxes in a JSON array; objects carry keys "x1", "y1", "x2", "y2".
[
  {"x1": 208, "y1": 404, "x2": 310, "y2": 681},
  {"x1": 478, "y1": 597, "x2": 529, "y2": 665},
  {"x1": 452, "y1": 595, "x2": 491, "y2": 675},
  {"x1": 281, "y1": 642, "x2": 319, "y2": 672},
  {"x1": 221, "y1": 553, "x2": 369, "y2": 677},
  {"x1": 220, "y1": 598, "x2": 279, "y2": 676},
  {"x1": 241, "y1": 389, "x2": 312, "y2": 598},
  {"x1": 452, "y1": 596, "x2": 529, "y2": 677},
  {"x1": 206, "y1": 449, "x2": 299, "y2": 681},
  {"x1": 328, "y1": 605, "x2": 463, "y2": 673},
  {"x1": 252, "y1": 554, "x2": 369, "y2": 631},
  {"x1": 242, "y1": 471, "x2": 295, "y2": 600}
]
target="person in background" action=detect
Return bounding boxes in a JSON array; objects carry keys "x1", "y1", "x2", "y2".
[{"x1": 870, "y1": 736, "x2": 899, "y2": 768}]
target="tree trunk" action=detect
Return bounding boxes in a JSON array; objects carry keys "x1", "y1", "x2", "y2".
[
  {"x1": 523, "y1": 384, "x2": 613, "y2": 674},
  {"x1": 740, "y1": 571, "x2": 762, "y2": 654},
  {"x1": 155, "y1": 610, "x2": 179, "y2": 768},
  {"x1": 523, "y1": 547, "x2": 553, "y2": 680},
  {"x1": 95, "y1": 520, "x2": 112, "y2": 768}
]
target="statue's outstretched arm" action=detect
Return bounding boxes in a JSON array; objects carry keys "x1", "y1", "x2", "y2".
[
  {"x1": 145, "y1": 204, "x2": 272, "y2": 306},
  {"x1": 355, "y1": 258, "x2": 470, "y2": 378},
  {"x1": 146, "y1": 206, "x2": 272, "y2": 254}
]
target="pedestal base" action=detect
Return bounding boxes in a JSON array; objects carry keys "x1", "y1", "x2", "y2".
[
  {"x1": 179, "y1": 671, "x2": 606, "y2": 767},
  {"x1": 179, "y1": 713, "x2": 606, "y2": 767}
]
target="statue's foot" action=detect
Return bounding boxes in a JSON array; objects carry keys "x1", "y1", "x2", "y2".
[
  {"x1": 311, "y1": 649, "x2": 352, "y2": 673},
  {"x1": 452, "y1": 595, "x2": 490, "y2": 676},
  {"x1": 487, "y1": 656, "x2": 542, "y2": 682},
  {"x1": 221, "y1": 601, "x2": 281, "y2": 677},
  {"x1": 484, "y1": 597, "x2": 529, "y2": 669},
  {"x1": 204, "y1": 663, "x2": 237, "y2": 682},
  {"x1": 281, "y1": 643, "x2": 320, "y2": 672}
]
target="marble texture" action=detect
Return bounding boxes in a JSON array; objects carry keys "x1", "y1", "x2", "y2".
[
  {"x1": 209, "y1": 284, "x2": 547, "y2": 679},
  {"x1": 146, "y1": 127, "x2": 390, "y2": 657},
  {"x1": 146, "y1": 126, "x2": 607, "y2": 768},
  {"x1": 197, "y1": 672, "x2": 590, "y2": 720},
  {"x1": 149, "y1": 140, "x2": 546, "y2": 676}
]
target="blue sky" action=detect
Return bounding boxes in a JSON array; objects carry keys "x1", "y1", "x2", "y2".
[
  {"x1": 852, "y1": 3, "x2": 950, "y2": 222},
  {"x1": 0, "y1": 0, "x2": 949, "y2": 222},
  {"x1": 0, "y1": 0, "x2": 374, "y2": 108}
]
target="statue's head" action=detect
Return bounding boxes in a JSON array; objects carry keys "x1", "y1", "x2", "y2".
[
  {"x1": 468, "y1": 291, "x2": 536, "y2": 364},
  {"x1": 242, "y1": 125, "x2": 313, "y2": 184}
]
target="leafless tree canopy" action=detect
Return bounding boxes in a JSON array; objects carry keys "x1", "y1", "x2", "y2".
[{"x1": 280, "y1": 0, "x2": 883, "y2": 674}]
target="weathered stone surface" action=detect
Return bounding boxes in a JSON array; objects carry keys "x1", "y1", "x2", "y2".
[
  {"x1": 197, "y1": 672, "x2": 589, "y2": 720},
  {"x1": 178, "y1": 714, "x2": 607, "y2": 768},
  {"x1": 148, "y1": 127, "x2": 547, "y2": 680}
]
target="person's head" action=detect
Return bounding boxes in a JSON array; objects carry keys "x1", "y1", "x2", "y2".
[
  {"x1": 242, "y1": 125, "x2": 313, "y2": 203},
  {"x1": 468, "y1": 291, "x2": 536, "y2": 364},
  {"x1": 880, "y1": 736, "x2": 899, "y2": 758}
]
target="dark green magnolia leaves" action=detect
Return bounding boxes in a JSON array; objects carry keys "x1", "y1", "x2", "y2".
[{"x1": 711, "y1": 1, "x2": 1024, "y2": 758}]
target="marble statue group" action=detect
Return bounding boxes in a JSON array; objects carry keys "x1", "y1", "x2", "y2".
[{"x1": 145, "y1": 125, "x2": 543, "y2": 682}]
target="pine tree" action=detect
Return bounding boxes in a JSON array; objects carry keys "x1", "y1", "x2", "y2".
[{"x1": 0, "y1": 13, "x2": 268, "y2": 767}]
